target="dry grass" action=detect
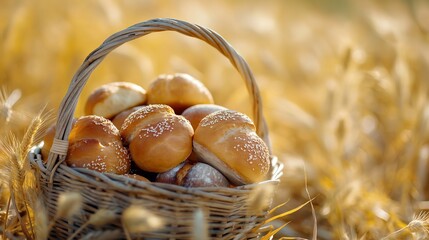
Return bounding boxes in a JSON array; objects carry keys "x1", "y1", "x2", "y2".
[{"x1": 1, "y1": 0, "x2": 429, "y2": 239}]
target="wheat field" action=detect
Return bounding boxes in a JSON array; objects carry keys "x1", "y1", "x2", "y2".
[{"x1": 1, "y1": 0, "x2": 429, "y2": 239}]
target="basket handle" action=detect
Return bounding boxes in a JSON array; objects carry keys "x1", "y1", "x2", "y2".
[{"x1": 47, "y1": 18, "x2": 271, "y2": 171}]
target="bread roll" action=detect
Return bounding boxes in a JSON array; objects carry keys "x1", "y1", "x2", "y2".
[
  {"x1": 147, "y1": 73, "x2": 214, "y2": 113},
  {"x1": 66, "y1": 139, "x2": 130, "y2": 174},
  {"x1": 178, "y1": 162, "x2": 230, "y2": 187},
  {"x1": 155, "y1": 162, "x2": 186, "y2": 184},
  {"x1": 181, "y1": 104, "x2": 227, "y2": 130},
  {"x1": 42, "y1": 115, "x2": 131, "y2": 174},
  {"x1": 156, "y1": 161, "x2": 229, "y2": 187},
  {"x1": 193, "y1": 110, "x2": 270, "y2": 185},
  {"x1": 112, "y1": 106, "x2": 144, "y2": 130},
  {"x1": 69, "y1": 115, "x2": 121, "y2": 144},
  {"x1": 66, "y1": 115, "x2": 131, "y2": 174},
  {"x1": 85, "y1": 82, "x2": 147, "y2": 119},
  {"x1": 181, "y1": 104, "x2": 228, "y2": 162},
  {"x1": 121, "y1": 104, "x2": 194, "y2": 173}
]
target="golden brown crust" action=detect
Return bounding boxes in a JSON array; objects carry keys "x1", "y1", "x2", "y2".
[
  {"x1": 111, "y1": 106, "x2": 145, "y2": 130},
  {"x1": 181, "y1": 104, "x2": 227, "y2": 130},
  {"x1": 120, "y1": 104, "x2": 174, "y2": 143},
  {"x1": 175, "y1": 162, "x2": 194, "y2": 185},
  {"x1": 85, "y1": 82, "x2": 147, "y2": 118},
  {"x1": 147, "y1": 73, "x2": 214, "y2": 113},
  {"x1": 66, "y1": 138, "x2": 131, "y2": 174},
  {"x1": 69, "y1": 115, "x2": 121, "y2": 145},
  {"x1": 120, "y1": 104, "x2": 194, "y2": 173},
  {"x1": 193, "y1": 110, "x2": 270, "y2": 185},
  {"x1": 128, "y1": 114, "x2": 193, "y2": 172},
  {"x1": 42, "y1": 115, "x2": 131, "y2": 174},
  {"x1": 181, "y1": 104, "x2": 227, "y2": 162}
]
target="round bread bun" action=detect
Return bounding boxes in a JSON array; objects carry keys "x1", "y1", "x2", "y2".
[
  {"x1": 66, "y1": 138, "x2": 131, "y2": 174},
  {"x1": 147, "y1": 73, "x2": 214, "y2": 113},
  {"x1": 121, "y1": 104, "x2": 194, "y2": 173},
  {"x1": 69, "y1": 115, "x2": 121, "y2": 145},
  {"x1": 85, "y1": 82, "x2": 147, "y2": 119},
  {"x1": 193, "y1": 110, "x2": 270, "y2": 185},
  {"x1": 177, "y1": 162, "x2": 230, "y2": 188},
  {"x1": 182, "y1": 104, "x2": 228, "y2": 162},
  {"x1": 181, "y1": 104, "x2": 227, "y2": 130},
  {"x1": 156, "y1": 161, "x2": 229, "y2": 187},
  {"x1": 155, "y1": 162, "x2": 186, "y2": 184},
  {"x1": 111, "y1": 106, "x2": 144, "y2": 130}
]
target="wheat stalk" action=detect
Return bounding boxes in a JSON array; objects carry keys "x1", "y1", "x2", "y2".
[{"x1": 0, "y1": 107, "x2": 54, "y2": 239}]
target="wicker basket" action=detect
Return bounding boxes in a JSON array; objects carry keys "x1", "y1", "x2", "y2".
[{"x1": 29, "y1": 18, "x2": 283, "y2": 240}]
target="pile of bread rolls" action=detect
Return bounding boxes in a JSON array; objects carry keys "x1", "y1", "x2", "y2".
[{"x1": 42, "y1": 73, "x2": 271, "y2": 187}]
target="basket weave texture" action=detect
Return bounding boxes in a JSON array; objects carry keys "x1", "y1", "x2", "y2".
[{"x1": 29, "y1": 18, "x2": 283, "y2": 239}]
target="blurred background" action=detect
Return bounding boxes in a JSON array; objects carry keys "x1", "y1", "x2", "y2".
[{"x1": 2, "y1": 0, "x2": 429, "y2": 239}]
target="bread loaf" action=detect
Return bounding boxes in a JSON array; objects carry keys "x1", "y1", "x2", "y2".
[
  {"x1": 147, "y1": 73, "x2": 214, "y2": 113},
  {"x1": 193, "y1": 110, "x2": 270, "y2": 185},
  {"x1": 121, "y1": 104, "x2": 194, "y2": 173},
  {"x1": 85, "y1": 82, "x2": 147, "y2": 119},
  {"x1": 156, "y1": 161, "x2": 229, "y2": 187}
]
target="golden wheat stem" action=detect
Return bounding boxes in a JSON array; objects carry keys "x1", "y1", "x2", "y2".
[
  {"x1": 303, "y1": 163, "x2": 317, "y2": 240},
  {"x1": 122, "y1": 221, "x2": 132, "y2": 240},
  {"x1": 19, "y1": 115, "x2": 42, "y2": 165},
  {"x1": 380, "y1": 226, "x2": 408, "y2": 240},
  {"x1": 10, "y1": 191, "x2": 33, "y2": 239},
  {"x1": 20, "y1": 191, "x2": 35, "y2": 239},
  {"x1": 2, "y1": 195, "x2": 12, "y2": 240},
  {"x1": 67, "y1": 221, "x2": 90, "y2": 240},
  {"x1": 6, "y1": 139, "x2": 36, "y2": 239}
]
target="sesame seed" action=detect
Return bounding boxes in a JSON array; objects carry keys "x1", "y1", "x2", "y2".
[
  {"x1": 200, "y1": 110, "x2": 253, "y2": 128},
  {"x1": 233, "y1": 134, "x2": 270, "y2": 173},
  {"x1": 138, "y1": 117, "x2": 176, "y2": 138},
  {"x1": 121, "y1": 104, "x2": 172, "y2": 131}
]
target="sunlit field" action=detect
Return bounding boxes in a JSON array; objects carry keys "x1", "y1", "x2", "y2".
[{"x1": 2, "y1": 0, "x2": 429, "y2": 239}]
